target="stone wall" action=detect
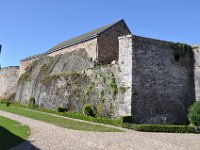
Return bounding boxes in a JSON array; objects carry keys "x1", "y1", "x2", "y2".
[
  {"x1": 0, "y1": 66, "x2": 19, "y2": 99},
  {"x1": 119, "y1": 35, "x2": 195, "y2": 124},
  {"x1": 118, "y1": 35, "x2": 133, "y2": 116},
  {"x1": 193, "y1": 45, "x2": 200, "y2": 100},
  {"x1": 98, "y1": 20, "x2": 131, "y2": 64},
  {"x1": 20, "y1": 57, "x2": 38, "y2": 76},
  {"x1": 47, "y1": 38, "x2": 97, "y2": 59},
  {"x1": 132, "y1": 36, "x2": 195, "y2": 124},
  {"x1": 16, "y1": 53, "x2": 129, "y2": 117},
  {"x1": 20, "y1": 38, "x2": 97, "y2": 75}
]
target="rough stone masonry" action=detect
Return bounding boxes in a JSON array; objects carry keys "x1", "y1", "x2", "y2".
[
  {"x1": 119, "y1": 35, "x2": 197, "y2": 124},
  {"x1": 0, "y1": 66, "x2": 19, "y2": 99},
  {"x1": 1, "y1": 20, "x2": 200, "y2": 124}
]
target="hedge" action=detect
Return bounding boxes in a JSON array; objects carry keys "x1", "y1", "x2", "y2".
[{"x1": 123, "y1": 123, "x2": 195, "y2": 133}]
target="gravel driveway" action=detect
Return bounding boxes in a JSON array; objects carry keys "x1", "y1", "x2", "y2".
[{"x1": 0, "y1": 110, "x2": 199, "y2": 150}]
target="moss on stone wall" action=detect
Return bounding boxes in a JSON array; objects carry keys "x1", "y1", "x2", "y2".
[
  {"x1": 16, "y1": 52, "x2": 125, "y2": 117},
  {"x1": 171, "y1": 43, "x2": 192, "y2": 61},
  {"x1": 108, "y1": 73, "x2": 118, "y2": 98}
]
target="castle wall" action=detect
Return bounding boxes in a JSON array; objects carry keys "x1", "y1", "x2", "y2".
[
  {"x1": 98, "y1": 21, "x2": 131, "y2": 64},
  {"x1": 20, "y1": 57, "x2": 38, "y2": 76},
  {"x1": 193, "y1": 45, "x2": 200, "y2": 100},
  {"x1": 16, "y1": 52, "x2": 125, "y2": 117},
  {"x1": 20, "y1": 38, "x2": 97, "y2": 75},
  {"x1": 118, "y1": 35, "x2": 133, "y2": 116},
  {"x1": 0, "y1": 66, "x2": 19, "y2": 99},
  {"x1": 119, "y1": 35, "x2": 195, "y2": 124},
  {"x1": 132, "y1": 36, "x2": 195, "y2": 124}
]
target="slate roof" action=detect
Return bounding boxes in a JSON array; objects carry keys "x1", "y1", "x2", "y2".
[{"x1": 22, "y1": 19, "x2": 124, "y2": 61}]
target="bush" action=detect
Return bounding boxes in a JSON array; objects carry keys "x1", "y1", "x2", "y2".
[
  {"x1": 57, "y1": 107, "x2": 68, "y2": 112},
  {"x1": 28, "y1": 97, "x2": 37, "y2": 108},
  {"x1": 187, "y1": 101, "x2": 200, "y2": 125},
  {"x1": 0, "y1": 99, "x2": 9, "y2": 104},
  {"x1": 123, "y1": 123, "x2": 195, "y2": 133},
  {"x1": 121, "y1": 116, "x2": 133, "y2": 123},
  {"x1": 6, "y1": 102, "x2": 10, "y2": 107},
  {"x1": 82, "y1": 103, "x2": 94, "y2": 116}
]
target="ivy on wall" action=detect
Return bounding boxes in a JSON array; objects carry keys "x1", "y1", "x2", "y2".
[{"x1": 171, "y1": 43, "x2": 192, "y2": 61}]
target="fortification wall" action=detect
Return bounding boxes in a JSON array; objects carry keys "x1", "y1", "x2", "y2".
[
  {"x1": 16, "y1": 52, "x2": 130, "y2": 117},
  {"x1": 119, "y1": 35, "x2": 195, "y2": 124},
  {"x1": 132, "y1": 36, "x2": 195, "y2": 124},
  {"x1": 118, "y1": 35, "x2": 133, "y2": 116},
  {"x1": 193, "y1": 45, "x2": 200, "y2": 100},
  {"x1": 0, "y1": 66, "x2": 19, "y2": 99},
  {"x1": 20, "y1": 57, "x2": 38, "y2": 76}
]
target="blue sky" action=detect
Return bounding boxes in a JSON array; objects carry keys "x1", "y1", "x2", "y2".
[{"x1": 0, "y1": 0, "x2": 200, "y2": 67}]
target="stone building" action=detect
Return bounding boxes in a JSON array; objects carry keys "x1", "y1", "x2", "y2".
[
  {"x1": 11, "y1": 20, "x2": 200, "y2": 124},
  {"x1": 20, "y1": 19, "x2": 131, "y2": 75}
]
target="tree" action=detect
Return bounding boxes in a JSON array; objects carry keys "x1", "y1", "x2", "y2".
[{"x1": 187, "y1": 101, "x2": 200, "y2": 125}]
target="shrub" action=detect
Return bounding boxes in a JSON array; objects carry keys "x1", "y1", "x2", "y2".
[
  {"x1": 108, "y1": 73, "x2": 118, "y2": 98},
  {"x1": 28, "y1": 97, "x2": 37, "y2": 108},
  {"x1": 123, "y1": 123, "x2": 195, "y2": 133},
  {"x1": 96, "y1": 102, "x2": 105, "y2": 117},
  {"x1": 82, "y1": 103, "x2": 94, "y2": 116},
  {"x1": 187, "y1": 101, "x2": 200, "y2": 125},
  {"x1": 6, "y1": 102, "x2": 10, "y2": 107},
  {"x1": 57, "y1": 107, "x2": 68, "y2": 112},
  {"x1": 121, "y1": 116, "x2": 133, "y2": 123},
  {"x1": 0, "y1": 99, "x2": 9, "y2": 104}
]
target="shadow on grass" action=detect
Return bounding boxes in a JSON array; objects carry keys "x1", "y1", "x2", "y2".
[{"x1": 0, "y1": 126, "x2": 39, "y2": 150}]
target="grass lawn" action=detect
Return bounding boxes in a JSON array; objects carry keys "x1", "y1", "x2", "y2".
[
  {"x1": 0, "y1": 116, "x2": 30, "y2": 150},
  {"x1": 0, "y1": 104, "x2": 123, "y2": 132}
]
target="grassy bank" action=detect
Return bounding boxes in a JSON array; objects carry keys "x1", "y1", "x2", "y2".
[
  {"x1": 0, "y1": 116, "x2": 30, "y2": 150},
  {"x1": 0, "y1": 104, "x2": 123, "y2": 132}
]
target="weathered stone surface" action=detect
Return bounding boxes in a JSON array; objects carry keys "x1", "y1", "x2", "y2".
[
  {"x1": 193, "y1": 45, "x2": 200, "y2": 101},
  {"x1": 119, "y1": 35, "x2": 195, "y2": 124},
  {"x1": 16, "y1": 53, "x2": 128, "y2": 117},
  {"x1": 15, "y1": 35, "x2": 199, "y2": 124},
  {"x1": 0, "y1": 66, "x2": 19, "y2": 99},
  {"x1": 118, "y1": 35, "x2": 133, "y2": 116}
]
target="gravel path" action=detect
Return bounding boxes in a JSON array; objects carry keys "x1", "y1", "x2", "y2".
[{"x1": 0, "y1": 110, "x2": 199, "y2": 150}]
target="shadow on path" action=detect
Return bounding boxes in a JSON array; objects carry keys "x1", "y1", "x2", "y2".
[{"x1": 0, "y1": 126, "x2": 39, "y2": 150}]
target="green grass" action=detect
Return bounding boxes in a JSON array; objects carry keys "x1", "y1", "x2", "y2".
[
  {"x1": 0, "y1": 104, "x2": 123, "y2": 132},
  {"x1": 0, "y1": 116, "x2": 30, "y2": 150}
]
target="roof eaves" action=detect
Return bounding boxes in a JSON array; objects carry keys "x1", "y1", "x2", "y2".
[
  {"x1": 47, "y1": 34, "x2": 98, "y2": 54},
  {"x1": 21, "y1": 53, "x2": 46, "y2": 61}
]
